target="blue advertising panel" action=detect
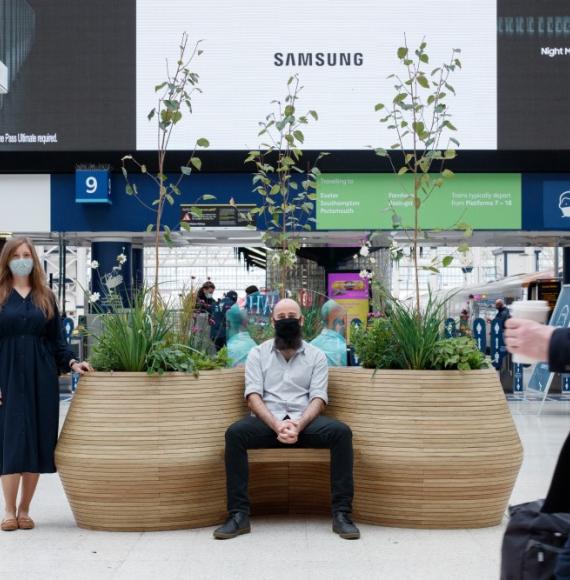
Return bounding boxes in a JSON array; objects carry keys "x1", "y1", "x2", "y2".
[
  {"x1": 490, "y1": 318, "x2": 506, "y2": 370},
  {"x1": 472, "y1": 318, "x2": 487, "y2": 353},
  {"x1": 543, "y1": 180, "x2": 570, "y2": 229},
  {"x1": 513, "y1": 363, "x2": 524, "y2": 393},
  {"x1": 444, "y1": 318, "x2": 456, "y2": 339},
  {"x1": 529, "y1": 285, "x2": 570, "y2": 394}
]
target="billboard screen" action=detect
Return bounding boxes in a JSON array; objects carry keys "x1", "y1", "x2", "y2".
[{"x1": 0, "y1": 1, "x2": 567, "y2": 151}]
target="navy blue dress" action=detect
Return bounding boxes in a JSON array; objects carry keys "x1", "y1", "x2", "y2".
[{"x1": 0, "y1": 290, "x2": 74, "y2": 475}]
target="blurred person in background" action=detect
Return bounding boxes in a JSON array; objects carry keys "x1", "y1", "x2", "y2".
[
  {"x1": 212, "y1": 290, "x2": 238, "y2": 351},
  {"x1": 226, "y1": 304, "x2": 257, "y2": 367},
  {"x1": 311, "y1": 299, "x2": 348, "y2": 367}
]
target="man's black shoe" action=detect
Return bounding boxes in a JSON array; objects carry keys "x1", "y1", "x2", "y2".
[
  {"x1": 213, "y1": 512, "x2": 251, "y2": 539},
  {"x1": 332, "y1": 512, "x2": 360, "y2": 540}
]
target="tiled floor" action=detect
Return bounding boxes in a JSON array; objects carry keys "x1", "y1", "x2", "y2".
[{"x1": 1, "y1": 400, "x2": 569, "y2": 580}]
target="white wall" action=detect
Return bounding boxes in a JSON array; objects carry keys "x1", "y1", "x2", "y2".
[{"x1": 0, "y1": 174, "x2": 51, "y2": 232}]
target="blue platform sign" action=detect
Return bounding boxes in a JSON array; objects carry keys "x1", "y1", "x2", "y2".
[
  {"x1": 62, "y1": 317, "x2": 74, "y2": 345},
  {"x1": 543, "y1": 181, "x2": 570, "y2": 229},
  {"x1": 513, "y1": 363, "x2": 524, "y2": 393},
  {"x1": 75, "y1": 169, "x2": 111, "y2": 204},
  {"x1": 472, "y1": 318, "x2": 487, "y2": 353},
  {"x1": 529, "y1": 285, "x2": 570, "y2": 393},
  {"x1": 563, "y1": 375, "x2": 570, "y2": 394},
  {"x1": 491, "y1": 318, "x2": 506, "y2": 370},
  {"x1": 444, "y1": 318, "x2": 456, "y2": 338}
]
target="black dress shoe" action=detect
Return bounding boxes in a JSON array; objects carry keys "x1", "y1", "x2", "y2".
[
  {"x1": 332, "y1": 512, "x2": 360, "y2": 540},
  {"x1": 213, "y1": 512, "x2": 251, "y2": 539}
]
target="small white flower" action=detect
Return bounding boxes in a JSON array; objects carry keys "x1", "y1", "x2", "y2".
[
  {"x1": 359, "y1": 245, "x2": 370, "y2": 257},
  {"x1": 89, "y1": 292, "x2": 100, "y2": 303},
  {"x1": 117, "y1": 253, "x2": 127, "y2": 265},
  {"x1": 369, "y1": 257, "x2": 376, "y2": 264},
  {"x1": 353, "y1": 254, "x2": 358, "y2": 261},
  {"x1": 105, "y1": 274, "x2": 123, "y2": 289},
  {"x1": 359, "y1": 269, "x2": 368, "y2": 279},
  {"x1": 90, "y1": 260, "x2": 99, "y2": 269}
]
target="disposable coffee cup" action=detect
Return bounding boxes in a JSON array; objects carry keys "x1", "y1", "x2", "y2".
[{"x1": 509, "y1": 300, "x2": 550, "y2": 364}]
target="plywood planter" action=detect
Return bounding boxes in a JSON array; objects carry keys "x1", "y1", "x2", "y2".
[
  {"x1": 327, "y1": 367, "x2": 523, "y2": 529},
  {"x1": 55, "y1": 370, "x2": 245, "y2": 532}
]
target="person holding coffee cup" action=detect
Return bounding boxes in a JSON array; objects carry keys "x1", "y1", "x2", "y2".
[
  {"x1": 505, "y1": 300, "x2": 551, "y2": 364},
  {"x1": 506, "y1": 311, "x2": 570, "y2": 579}
]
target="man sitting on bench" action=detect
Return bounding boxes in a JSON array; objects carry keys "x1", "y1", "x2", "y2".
[{"x1": 214, "y1": 298, "x2": 360, "y2": 540}]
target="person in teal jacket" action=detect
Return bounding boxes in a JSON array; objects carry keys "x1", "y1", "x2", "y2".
[
  {"x1": 226, "y1": 304, "x2": 257, "y2": 367},
  {"x1": 311, "y1": 299, "x2": 348, "y2": 367}
]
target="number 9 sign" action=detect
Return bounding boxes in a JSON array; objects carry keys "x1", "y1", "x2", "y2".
[
  {"x1": 85, "y1": 176, "x2": 98, "y2": 194},
  {"x1": 75, "y1": 169, "x2": 112, "y2": 204}
]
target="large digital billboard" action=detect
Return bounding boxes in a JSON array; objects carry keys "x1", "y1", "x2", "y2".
[{"x1": 0, "y1": 1, "x2": 568, "y2": 151}]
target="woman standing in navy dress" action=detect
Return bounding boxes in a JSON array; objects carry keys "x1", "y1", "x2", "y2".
[{"x1": 0, "y1": 237, "x2": 91, "y2": 531}]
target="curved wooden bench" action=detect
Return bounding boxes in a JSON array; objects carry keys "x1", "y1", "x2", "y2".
[
  {"x1": 249, "y1": 449, "x2": 331, "y2": 516},
  {"x1": 56, "y1": 367, "x2": 522, "y2": 531}
]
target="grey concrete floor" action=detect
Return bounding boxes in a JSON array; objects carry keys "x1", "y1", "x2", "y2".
[{"x1": 0, "y1": 399, "x2": 569, "y2": 580}]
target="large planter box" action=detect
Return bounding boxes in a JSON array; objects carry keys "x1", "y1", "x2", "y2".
[
  {"x1": 327, "y1": 367, "x2": 523, "y2": 529},
  {"x1": 56, "y1": 366, "x2": 522, "y2": 531},
  {"x1": 55, "y1": 369, "x2": 246, "y2": 532}
]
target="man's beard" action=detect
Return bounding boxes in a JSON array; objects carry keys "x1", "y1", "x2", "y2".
[{"x1": 274, "y1": 333, "x2": 303, "y2": 351}]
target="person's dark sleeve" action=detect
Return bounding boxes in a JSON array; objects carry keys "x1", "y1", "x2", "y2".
[
  {"x1": 548, "y1": 328, "x2": 570, "y2": 373},
  {"x1": 542, "y1": 431, "x2": 570, "y2": 513},
  {"x1": 46, "y1": 301, "x2": 75, "y2": 373}
]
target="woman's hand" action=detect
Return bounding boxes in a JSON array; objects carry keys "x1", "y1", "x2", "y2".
[{"x1": 71, "y1": 361, "x2": 93, "y2": 375}]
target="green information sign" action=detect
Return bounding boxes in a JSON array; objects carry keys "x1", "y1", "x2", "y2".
[{"x1": 316, "y1": 173, "x2": 522, "y2": 231}]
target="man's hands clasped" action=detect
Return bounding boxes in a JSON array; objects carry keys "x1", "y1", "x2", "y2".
[{"x1": 275, "y1": 419, "x2": 300, "y2": 444}]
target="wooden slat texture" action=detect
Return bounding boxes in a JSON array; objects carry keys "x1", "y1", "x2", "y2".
[
  {"x1": 327, "y1": 367, "x2": 522, "y2": 529},
  {"x1": 55, "y1": 367, "x2": 522, "y2": 531},
  {"x1": 56, "y1": 370, "x2": 246, "y2": 532}
]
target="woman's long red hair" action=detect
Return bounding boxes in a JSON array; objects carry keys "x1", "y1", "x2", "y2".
[{"x1": 0, "y1": 237, "x2": 55, "y2": 319}]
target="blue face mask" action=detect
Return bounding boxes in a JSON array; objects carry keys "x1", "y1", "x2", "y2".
[{"x1": 9, "y1": 258, "x2": 34, "y2": 277}]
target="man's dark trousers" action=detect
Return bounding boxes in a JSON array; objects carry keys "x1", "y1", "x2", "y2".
[{"x1": 224, "y1": 415, "x2": 354, "y2": 515}]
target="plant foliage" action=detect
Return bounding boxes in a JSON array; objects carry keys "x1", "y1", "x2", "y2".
[{"x1": 245, "y1": 75, "x2": 328, "y2": 296}]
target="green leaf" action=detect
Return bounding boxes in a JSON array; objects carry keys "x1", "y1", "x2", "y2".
[
  {"x1": 419, "y1": 53, "x2": 429, "y2": 64},
  {"x1": 196, "y1": 137, "x2": 210, "y2": 147},
  {"x1": 442, "y1": 256, "x2": 454, "y2": 267},
  {"x1": 374, "y1": 148, "x2": 388, "y2": 157},
  {"x1": 293, "y1": 130, "x2": 304, "y2": 143},
  {"x1": 147, "y1": 108, "x2": 156, "y2": 121},
  {"x1": 397, "y1": 47, "x2": 408, "y2": 59},
  {"x1": 397, "y1": 167, "x2": 408, "y2": 175},
  {"x1": 180, "y1": 166, "x2": 192, "y2": 175},
  {"x1": 374, "y1": 103, "x2": 385, "y2": 111},
  {"x1": 393, "y1": 93, "x2": 407, "y2": 104},
  {"x1": 154, "y1": 82, "x2": 167, "y2": 92},
  {"x1": 412, "y1": 121, "x2": 425, "y2": 135},
  {"x1": 190, "y1": 157, "x2": 202, "y2": 170},
  {"x1": 417, "y1": 75, "x2": 429, "y2": 89},
  {"x1": 442, "y1": 169, "x2": 454, "y2": 178},
  {"x1": 146, "y1": 224, "x2": 154, "y2": 232},
  {"x1": 125, "y1": 184, "x2": 134, "y2": 196},
  {"x1": 201, "y1": 194, "x2": 216, "y2": 200},
  {"x1": 309, "y1": 110, "x2": 318, "y2": 120}
]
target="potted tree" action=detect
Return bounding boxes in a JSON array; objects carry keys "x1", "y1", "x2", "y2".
[
  {"x1": 326, "y1": 40, "x2": 522, "y2": 529},
  {"x1": 55, "y1": 35, "x2": 246, "y2": 532},
  {"x1": 245, "y1": 75, "x2": 328, "y2": 298}
]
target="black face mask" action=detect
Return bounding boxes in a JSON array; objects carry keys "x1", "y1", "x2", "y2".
[{"x1": 273, "y1": 317, "x2": 302, "y2": 350}]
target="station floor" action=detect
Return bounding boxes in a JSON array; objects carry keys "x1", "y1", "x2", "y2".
[{"x1": 0, "y1": 399, "x2": 569, "y2": 580}]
